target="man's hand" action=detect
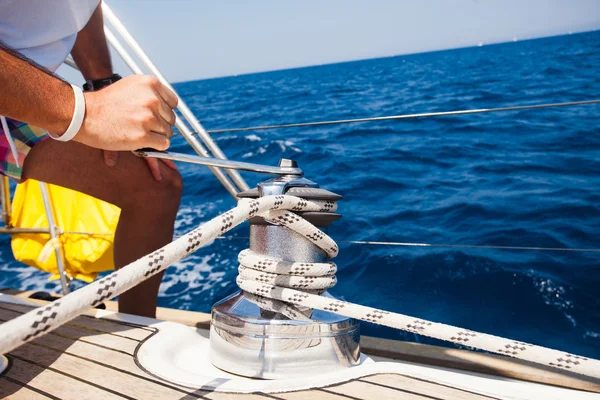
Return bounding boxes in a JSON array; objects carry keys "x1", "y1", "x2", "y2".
[
  {"x1": 88, "y1": 74, "x2": 179, "y2": 181},
  {"x1": 1, "y1": 22, "x2": 179, "y2": 182},
  {"x1": 76, "y1": 74, "x2": 178, "y2": 151},
  {"x1": 70, "y1": 3, "x2": 178, "y2": 181}
]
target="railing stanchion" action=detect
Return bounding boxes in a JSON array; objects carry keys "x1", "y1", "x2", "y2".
[
  {"x1": 102, "y1": 2, "x2": 250, "y2": 192},
  {"x1": 0, "y1": 177, "x2": 11, "y2": 226},
  {"x1": 39, "y1": 183, "x2": 70, "y2": 295},
  {"x1": 103, "y1": 27, "x2": 240, "y2": 198}
]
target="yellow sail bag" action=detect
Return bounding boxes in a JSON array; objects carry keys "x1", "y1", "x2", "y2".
[{"x1": 10, "y1": 179, "x2": 120, "y2": 282}]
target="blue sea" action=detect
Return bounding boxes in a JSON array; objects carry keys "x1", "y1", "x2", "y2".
[{"x1": 1, "y1": 31, "x2": 599, "y2": 358}]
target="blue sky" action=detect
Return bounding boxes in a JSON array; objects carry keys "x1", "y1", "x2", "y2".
[{"x1": 58, "y1": 0, "x2": 600, "y2": 83}]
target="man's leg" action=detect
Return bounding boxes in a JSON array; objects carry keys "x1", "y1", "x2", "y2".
[{"x1": 22, "y1": 139, "x2": 183, "y2": 317}]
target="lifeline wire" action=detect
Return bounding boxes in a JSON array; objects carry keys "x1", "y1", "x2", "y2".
[
  {"x1": 203, "y1": 99, "x2": 600, "y2": 134},
  {"x1": 336, "y1": 240, "x2": 600, "y2": 253},
  {"x1": 0, "y1": 195, "x2": 598, "y2": 379},
  {"x1": 215, "y1": 236, "x2": 600, "y2": 253}
]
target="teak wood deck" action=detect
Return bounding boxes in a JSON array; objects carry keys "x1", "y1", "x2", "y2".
[{"x1": 0, "y1": 291, "x2": 599, "y2": 399}]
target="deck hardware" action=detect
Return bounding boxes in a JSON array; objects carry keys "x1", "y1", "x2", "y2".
[
  {"x1": 136, "y1": 152, "x2": 359, "y2": 377},
  {"x1": 210, "y1": 163, "x2": 360, "y2": 378},
  {"x1": 134, "y1": 150, "x2": 304, "y2": 176}
]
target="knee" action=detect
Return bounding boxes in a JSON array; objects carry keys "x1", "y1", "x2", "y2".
[
  {"x1": 121, "y1": 168, "x2": 183, "y2": 213},
  {"x1": 162, "y1": 167, "x2": 184, "y2": 198},
  {"x1": 155, "y1": 167, "x2": 184, "y2": 209}
]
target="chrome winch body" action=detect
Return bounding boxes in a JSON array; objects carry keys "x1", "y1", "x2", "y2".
[{"x1": 209, "y1": 162, "x2": 360, "y2": 379}]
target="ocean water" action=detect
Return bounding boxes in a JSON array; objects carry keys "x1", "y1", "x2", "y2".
[{"x1": 1, "y1": 31, "x2": 599, "y2": 358}]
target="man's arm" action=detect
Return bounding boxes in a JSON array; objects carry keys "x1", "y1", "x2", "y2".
[
  {"x1": 70, "y1": 2, "x2": 113, "y2": 81},
  {"x1": 0, "y1": 42, "x2": 177, "y2": 151},
  {"x1": 0, "y1": 42, "x2": 74, "y2": 135}
]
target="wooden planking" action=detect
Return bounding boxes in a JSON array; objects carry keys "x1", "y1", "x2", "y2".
[
  {"x1": 2, "y1": 292, "x2": 599, "y2": 397},
  {"x1": 0, "y1": 304, "x2": 285, "y2": 399},
  {"x1": 1, "y1": 289, "x2": 212, "y2": 330},
  {"x1": 279, "y1": 389, "x2": 356, "y2": 399},
  {"x1": 5, "y1": 290, "x2": 599, "y2": 394},
  {"x1": 0, "y1": 376, "x2": 55, "y2": 400},
  {"x1": 0, "y1": 300, "x2": 273, "y2": 400},
  {"x1": 0, "y1": 307, "x2": 142, "y2": 355},
  {"x1": 5, "y1": 331, "x2": 275, "y2": 399},
  {"x1": 324, "y1": 379, "x2": 428, "y2": 400},
  {"x1": 203, "y1": 392, "x2": 282, "y2": 400},
  {"x1": 0, "y1": 302, "x2": 152, "y2": 341},
  {"x1": 0, "y1": 306, "x2": 21, "y2": 321},
  {"x1": 361, "y1": 374, "x2": 496, "y2": 400},
  {"x1": 59, "y1": 317, "x2": 152, "y2": 342},
  {"x1": 26, "y1": 329, "x2": 165, "y2": 382},
  {"x1": 3, "y1": 356, "x2": 125, "y2": 400},
  {"x1": 361, "y1": 336, "x2": 600, "y2": 394},
  {"x1": 323, "y1": 375, "x2": 496, "y2": 400},
  {"x1": 9, "y1": 342, "x2": 209, "y2": 399}
]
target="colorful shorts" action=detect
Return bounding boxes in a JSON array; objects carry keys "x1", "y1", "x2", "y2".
[{"x1": 0, "y1": 117, "x2": 49, "y2": 182}]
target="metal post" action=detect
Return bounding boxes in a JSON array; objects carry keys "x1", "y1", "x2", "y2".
[
  {"x1": 136, "y1": 150, "x2": 303, "y2": 176},
  {"x1": 210, "y1": 170, "x2": 359, "y2": 379},
  {"x1": 38, "y1": 182, "x2": 71, "y2": 295},
  {"x1": 102, "y1": 3, "x2": 250, "y2": 192},
  {"x1": 65, "y1": 32, "x2": 241, "y2": 197},
  {"x1": 0, "y1": 227, "x2": 51, "y2": 234},
  {"x1": 0, "y1": 177, "x2": 11, "y2": 226},
  {"x1": 103, "y1": 27, "x2": 240, "y2": 199},
  {"x1": 63, "y1": 56, "x2": 78, "y2": 71}
]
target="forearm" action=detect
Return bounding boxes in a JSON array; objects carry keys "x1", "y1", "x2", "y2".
[
  {"x1": 0, "y1": 42, "x2": 73, "y2": 134},
  {"x1": 70, "y1": 1, "x2": 113, "y2": 80}
]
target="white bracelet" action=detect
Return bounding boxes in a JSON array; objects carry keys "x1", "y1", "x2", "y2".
[{"x1": 48, "y1": 83, "x2": 85, "y2": 142}]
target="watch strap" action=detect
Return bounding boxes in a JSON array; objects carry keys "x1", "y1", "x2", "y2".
[{"x1": 83, "y1": 73, "x2": 122, "y2": 92}]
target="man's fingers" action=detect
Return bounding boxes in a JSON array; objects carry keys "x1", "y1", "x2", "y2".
[
  {"x1": 158, "y1": 99, "x2": 177, "y2": 126},
  {"x1": 144, "y1": 158, "x2": 162, "y2": 181},
  {"x1": 103, "y1": 150, "x2": 119, "y2": 167},
  {"x1": 160, "y1": 159, "x2": 178, "y2": 170},
  {"x1": 149, "y1": 115, "x2": 173, "y2": 138},
  {"x1": 156, "y1": 83, "x2": 178, "y2": 109},
  {"x1": 146, "y1": 132, "x2": 171, "y2": 151}
]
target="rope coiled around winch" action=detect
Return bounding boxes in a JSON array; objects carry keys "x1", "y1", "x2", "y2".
[
  {"x1": 0, "y1": 195, "x2": 598, "y2": 379},
  {"x1": 236, "y1": 199, "x2": 600, "y2": 379}
]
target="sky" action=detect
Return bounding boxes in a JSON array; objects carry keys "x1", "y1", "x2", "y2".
[{"x1": 57, "y1": 0, "x2": 600, "y2": 83}]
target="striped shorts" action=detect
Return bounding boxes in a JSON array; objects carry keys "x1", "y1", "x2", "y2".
[{"x1": 0, "y1": 117, "x2": 49, "y2": 182}]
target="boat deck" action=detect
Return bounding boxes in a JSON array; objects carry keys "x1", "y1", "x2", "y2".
[
  {"x1": 1, "y1": 293, "x2": 599, "y2": 399},
  {"x1": 0, "y1": 301, "x2": 490, "y2": 400}
]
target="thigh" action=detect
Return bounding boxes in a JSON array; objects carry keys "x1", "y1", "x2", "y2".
[{"x1": 21, "y1": 139, "x2": 178, "y2": 208}]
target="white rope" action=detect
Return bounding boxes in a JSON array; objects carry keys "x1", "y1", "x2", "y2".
[
  {"x1": 0, "y1": 195, "x2": 322, "y2": 353},
  {"x1": 237, "y1": 202, "x2": 600, "y2": 380},
  {"x1": 0, "y1": 195, "x2": 598, "y2": 380}
]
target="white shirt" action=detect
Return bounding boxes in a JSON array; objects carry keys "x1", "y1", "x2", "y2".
[{"x1": 0, "y1": 0, "x2": 100, "y2": 71}]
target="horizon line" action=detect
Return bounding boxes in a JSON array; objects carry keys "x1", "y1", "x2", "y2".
[{"x1": 172, "y1": 28, "x2": 599, "y2": 85}]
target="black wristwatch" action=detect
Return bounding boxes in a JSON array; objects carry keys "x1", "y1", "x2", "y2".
[{"x1": 82, "y1": 73, "x2": 122, "y2": 92}]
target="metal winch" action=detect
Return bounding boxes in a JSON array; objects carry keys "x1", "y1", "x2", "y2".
[
  {"x1": 209, "y1": 160, "x2": 360, "y2": 379},
  {"x1": 135, "y1": 151, "x2": 361, "y2": 379}
]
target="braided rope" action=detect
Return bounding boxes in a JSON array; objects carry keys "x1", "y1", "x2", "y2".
[
  {"x1": 0, "y1": 195, "x2": 325, "y2": 354},
  {"x1": 237, "y1": 204, "x2": 600, "y2": 380},
  {"x1": 0, "y1": 195, "x2": 598, "y2": 380}
]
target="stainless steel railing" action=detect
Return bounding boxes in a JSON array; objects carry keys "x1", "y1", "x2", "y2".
[
  {"x1": 0, "y1": 1, "x2": 252, "y2": 295},
  {"x1": 102, "y1": 3, "x2": 250, "y2": 197}
]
